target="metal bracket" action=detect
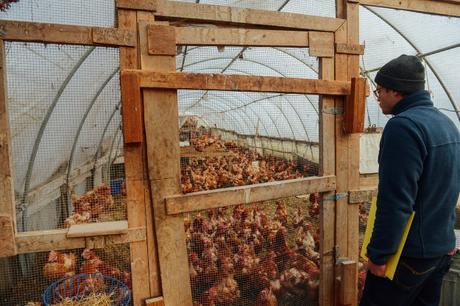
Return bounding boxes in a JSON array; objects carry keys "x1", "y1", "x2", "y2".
[
  {"x1": 323, "y1": 192, "x2": 348, "y2": 202},
  {"x1": 322, "y1": 107, "x2": 344, "y2": 115}
]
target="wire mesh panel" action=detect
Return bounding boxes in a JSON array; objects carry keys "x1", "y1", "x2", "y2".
[
  {"x1": 5, "y1": 42, "x2": 125, "y2": 232},
  {"x1": 0, "y1": 244, "x2": 131, "y2": 306},
  {"x1": 179, "y1": 90, "x2": 320, "y2": 193},
  {"x1": 0, "y1": 0, "x2": 116, "y2": 27},
  {"x1": 184, "y1": 196, "x2": 321, "y2": 305}
]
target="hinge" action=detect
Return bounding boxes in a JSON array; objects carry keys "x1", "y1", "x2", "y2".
[
  {"x1": 323, "y1": 192, "x2": 348, "y2": 201},
  {"x1": 322, "y1": 107, "x2": 344, "y2": 115}
]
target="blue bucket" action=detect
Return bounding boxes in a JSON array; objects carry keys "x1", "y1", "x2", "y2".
[
  {"x1": 110, "y1": 179, "x2": 124, "y2": 196},
  {"x1": 43, "y1": 273, "x2": 131, "y2": 306}
]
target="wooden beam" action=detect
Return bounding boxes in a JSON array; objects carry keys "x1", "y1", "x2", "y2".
[
  {"x1": 337, "y1": 260, "x2": 358, "y2": 306},
  {"x1": 335, "y1": 43, "x2": 365, "y2": 55},
  {"x1": 0, "y1": 214, "x2": 16, "y2": 257},
  {"x1": 15, "y1": 227, "x2": 146, "y2": 254},
  {"x1": 139, "y1": 19, "x2": 193, "y2": 305},
  {"x1": 145, "y1": 297, "x2": 165, "y2": 306},
  {"x1": 67, "y1": 220, "x2": 129, "y2": 238},
  {"x1": 121, "y1": 72, "x2": 143, "y2": 144},
  {"x1": 123, "y1": 70, "x2": 351, "y2": 95},
  {"x1": 0, "y1": 40, "x2": 16, "y2": 257},
  {"x1": 344, "y1": 77, "x2": 366, "y2": 133},
  {"x1": 172, "y1": 26, "x2": 310, "y2": 47},
  {"x1": 348, "y1": 188, "x2": 377, "y2": 203},
  {"x1": 358, "y1": 0, "x2": 460, "y2": 17},
  {"x1": 165, "y1": 176, "x2": 336, "y2": 215},
  {"x1": 360, "y1": 173, "x2": 378, "y2": 189},
  {"x1": 148, "y1": 25, "x2": 177, "y2": 56},
  {"x1": 118, "y1": 0, "x2": 345, "y2": 32},
  {"x1": 0, "y1": 20, "x2": 136, "y2": 46},
  {"x1": 309, "y1": 32, "x2": 334, "y2": 58},
  {"x1": 319, "y1": 57, "x2": 336, "y2": 306}
]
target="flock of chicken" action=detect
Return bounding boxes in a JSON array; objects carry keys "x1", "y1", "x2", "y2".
[
  {"x1": 42, "y1": 248, "x2": 131, "y2": 299},
  {"x1": 185, "y1": 196, "x2": 322, "y2": 306},
  {"x1": 63, "y1": 184, "x2": 114, "y2": 228},
  {"x1": 181, "y1": 134, "x2": 313, "y2": 193}
]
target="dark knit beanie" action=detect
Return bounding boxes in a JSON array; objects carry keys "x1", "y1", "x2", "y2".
[{"x1": 375, "y1": 55, "x2": 425, "y2": 94}]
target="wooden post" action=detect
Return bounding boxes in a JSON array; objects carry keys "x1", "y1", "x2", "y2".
[
  {"x1": 319, "y1": 57, "x2": 336, "y2": 306},
  {"x1": 334, "y1": 1, "x2": 361, "y2": 305},
  {"x1": 0, "y1": 40, "x2": 17, "y2": 257},
  {"x1": 138, "y1": 17, "x2": 193, "y2": 306},
  {"x1": 118, "y1": 8, "x2": 153, "y2": 305}
]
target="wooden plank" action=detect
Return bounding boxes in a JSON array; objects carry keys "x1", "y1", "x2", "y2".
[
  {"x1": 117, "y1": 0, "x2": 158, "y2": 11},
  {"x1": 148, "y1": 24, "x2": 176, "y2": 55},
  {"x1": 0, "y1": 20, "x2": 136, "y2": 46},
  {"x1": 180, "y1": 146, "x2": 233, "y2": 158},
  {"x1": 335, "y1": 43, "x2": 365, "y2": 55},
  {"x1": 146, "y1": 296, "x2": 165, "y2": 306},
  {"x1": 360, "y1": 173, "x2": 378, "y2": 189},
  {"x1": 358, "y1": 0, "x2": 460, "y2": 17},
  {"x1": 118, "y1": 0, "x2": 345, "y2": 32},
  {"x1": 139, "y1": 19, "x2": 193, "y2": 306},
  {"x1": 338, "y1": 260, "x2": 358, "y2": 306},
  {"x1": 0, "y1": 214, "x2": 16, "y2": 257},
  {"x1": 0, "y1": 40, "x2": 16, "y2": 257},
  {"x1": 118, "y1": 8, "x2": 154, "y2": 305},
  {"x1": 309, "y1": 32, "x2": 334, "y2": 58},
  {"x1": 166, "y1": 176, "x2": 336, "y2": 215},
  {"x1": 319, "y1": 57, "x2": 336, "y2": 306},
  {"x1": 344, "y1": 77, "x2": 366, "y2": 133},
  {"x1": 125, "y1": 70, "x2": 351, "y2": 95},
  {"x1": 348, "y1": 188, "x2": 377, "y2": 203},
  {"x1": 15, "y1": 227, "x2": 146, "y2": 254},
  {"x1": 121, "y1": 72, "x2": 143, "y2": 144},
  {"x1": 173, "y1": 26, "x2": 310, "y2": 47},
  {"x1": 67, "y1": 220, "x2": 128, "y2": 238},
  {"x1": 92, "y1": 27, "x2": 136, "y2": 47}
]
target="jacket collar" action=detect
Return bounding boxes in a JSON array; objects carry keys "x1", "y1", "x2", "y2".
[{"x1": 392, "y1": 90, "x2": 433, "y2": 115}]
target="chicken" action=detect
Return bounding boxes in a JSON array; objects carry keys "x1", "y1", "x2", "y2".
[
  {"x1": 295, "y1": 223, "x2": 320, "y2": 265},
  {"x1": 64, "y1": 211, "x2": 90, "y2": 228},
  {"x1": 255, "y1": 288, "x2": 278, "y2": 306},
  {"x1": 43, "y1": 250, "x2": 76, "y2": 280},
  {"x1": 72, "y1": 184, "x2": 114, "y2": 219},
  {"x1": 80, "y1": 249, "x2": 132, "y2": 289},
  {"x1": 274, "y1": 201, "x2": 288, "y2": 226},
  {"x1": 197, "y1": 286, "x2": 218, "y2": 306}
]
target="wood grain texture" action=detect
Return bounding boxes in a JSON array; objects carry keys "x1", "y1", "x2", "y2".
[
  {"x1": 124, "y1": 70, "x2": 351, "y2": 95},
  {"x1": 118, "y1": 0, "x2": 345, "y2": 31},
  {"x1": 309, "y1": 32, "x2": 335, "y2": 58},
  {"x1": 15, "y1": 227, "x2": 146, "y2": 254},
  {"x1": 166, "y1": 176, "x2": 336, "y2": 214},
  {"x1": 0, "y1": 20, "x2": 136, "y2": 46},
  {"x1": 139, "y1": 19, "x2": 193, "y2": 306},
  {"x1": 118, "y1": 9, "x2": 153, "y2": 305},
  {"x1": 148, "y1": 24, "x2": 176, "y2": 55},
  {"x1": 66, "y1": 220, "x2": 128, "y2": 238},
  {"x1": 344, "y1": 77, "x2": 366, "y2": 133},
  {"x1": 319, "y1": 57, "x2": 336, "y2": 306},
  {"x1": 174, "y1": 27, "x2": 309, "y2": 47}
]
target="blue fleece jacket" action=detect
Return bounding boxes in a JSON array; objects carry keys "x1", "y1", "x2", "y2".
[{"x1": 367, "y1": 90, "x2": 460, "y2": 265}]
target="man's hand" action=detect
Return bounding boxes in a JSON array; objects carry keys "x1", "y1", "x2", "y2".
[{"x1": 368, "y1": 260, "x2": 386, "y2": 277}]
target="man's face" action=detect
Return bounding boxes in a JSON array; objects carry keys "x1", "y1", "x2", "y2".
[{"x1": 374, "y1": 85, "x2": 402, "y2": 115}]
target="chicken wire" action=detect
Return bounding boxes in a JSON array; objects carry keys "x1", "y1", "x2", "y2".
[
  {"x1": 185, "y1": 196, "x2": 321, "y2": 306},
  {"x1": 0, "y1": 244, "x2": 131, "y2": 306},
  {"x1": 179, "y1": 90, "x2": 320, "y2": 194},
  {"x1": 0, "y1": 0, "x2": 115, "y2": 27},
  {"x1": 5, "y1": 42, "x2": 126, "y2": 232}
]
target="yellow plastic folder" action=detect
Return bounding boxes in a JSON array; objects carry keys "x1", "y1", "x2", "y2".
[{"x1": 360, "y1": 197, "x2": 416, "y2": 280}]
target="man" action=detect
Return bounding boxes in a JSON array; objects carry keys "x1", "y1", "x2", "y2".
[{"x1": 360, "y1": 55, "x2": 460, "y2": 306}]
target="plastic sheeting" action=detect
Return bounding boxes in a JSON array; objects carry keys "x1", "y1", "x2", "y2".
[{"x1": 0, "y1": 0, "x2": 458, "y2": 196}]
